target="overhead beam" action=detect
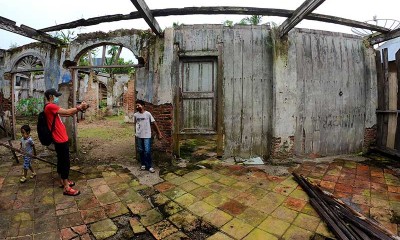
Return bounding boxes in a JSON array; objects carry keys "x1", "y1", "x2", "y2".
[
  {"x1": 0, "y1": 16, "x2": 63, "y2": 46},
  {"x1": 278, "y1": 0, "x2": 326, "y2": 37},
  {"x1": 368, "y1": 28, "x2": 400, "y2": 45},
  {"x1": 39, "y1": 7, "x2": 390, "y2": 34},
  {"x1": 130, "y1": 0, "x2": 162, "y2": 36}
]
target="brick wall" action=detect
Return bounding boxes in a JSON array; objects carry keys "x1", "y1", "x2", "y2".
[
  {"x1": 123, "y1": 79, "x2": 135, "y2": 122},
  {"x1": 363, "y1": 126, "x2": 377, "y2": 152},
  {"x1": 0, "y1": 91, "x2": 11, "y2": 112},
  {"x1": 0, "y1": 91, "x2": 12, "y2": 138},
  {"x1": 84, "y1": 74, "x2": 99, "y2": 117},
  {"x1": 140, "y1": 102, "x2": 173, "y2": 154},
  {"x1": 270, "y1": 136, "x2": 295, "y2": 159}
]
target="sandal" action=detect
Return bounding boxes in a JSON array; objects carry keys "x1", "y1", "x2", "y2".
[
  {"x1": 20, "y1": 176, "x2": 27, "y2": 183},
  {"x1": 30, "y1": 172, "x2": 36, "y2": 179},
  {"x1": 63, "y1": 187, "x2": 80, "y2": 196},
  {"x1": 59, "y1": 180, "x2": 75, "y2": 188}
]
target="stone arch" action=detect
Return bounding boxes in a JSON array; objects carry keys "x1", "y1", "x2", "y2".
[
  {"x1": 72, "y1": 42, "x2": 138, "y2": 64},
  {"x1": 67, "y1": 30, "x2": 152, "y2": 64},
  {"x1": 9, "y1": 51, "x2": 46, "y2": 72}
]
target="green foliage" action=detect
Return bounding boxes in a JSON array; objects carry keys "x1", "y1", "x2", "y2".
[
  {"x1": 54, "y1": 30, "x2": 76, "y2": 44},
  {"x1": 99, "y1": 99, "x2": 107, "y2": 109},
  {"x1": 16, "y1": 97, "x2": 44, "y2": 116},
  {"x1": 223, "y1": 20, "x2": 234, "y2": 27},
  {"x1": 237, "y1": 15, "x2": 263, "y2": 25},
  {"x1": 172, "y1": 22, "x2": 183, "y2": 29}
]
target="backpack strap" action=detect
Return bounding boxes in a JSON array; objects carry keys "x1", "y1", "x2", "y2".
[{"x1": 45, "y1": 103, "x2": 57, "y2": 133}]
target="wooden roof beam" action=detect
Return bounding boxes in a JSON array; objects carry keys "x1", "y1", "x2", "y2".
[
  {"x1": 0, "y1": 16, "x2": 63, "y2": 46},
  {"x1": 130, "y1": 0, "x2": 162, "y2": 36},
  {"x1": 278, "y1": 0, "x2": 326, "y2": 38},
  {"x1": 39, "y1": 7, "x2": 390, "y2": 34},
  {"x1": 368, "y1": 28, "x2": 400, "y2": 45}
]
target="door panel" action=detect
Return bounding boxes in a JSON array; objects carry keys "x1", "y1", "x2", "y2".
[{"x1": 180, "y1": 58, "x2": 217, "y2": 134}]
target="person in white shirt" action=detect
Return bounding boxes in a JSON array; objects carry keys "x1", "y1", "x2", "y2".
[{"x1": 134, "y1": 100, "x2": 163, "y2": 173}]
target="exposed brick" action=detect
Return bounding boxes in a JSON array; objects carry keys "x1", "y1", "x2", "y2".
[
  {"x1": 363, "y1": 127, "x2": 377, "y2": 152},
  {"x1": 129, "y1": 100, "x2": 173, "y2": 154},
  {"x1": 270, "y1": 136, "x2": 295, "y2": 159}
]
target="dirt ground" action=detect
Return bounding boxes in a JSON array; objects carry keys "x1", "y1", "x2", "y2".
[
  {"x1": 77, "y1": 116, "x2": 135, "y2": 165},
  {"x1": 0, "y1": 115, "x2": 217, "y2": 186}
]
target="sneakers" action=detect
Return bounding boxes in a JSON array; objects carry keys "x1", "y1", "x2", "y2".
[
  {"x1": 30, "y1": 172, "x2": 36, "y2": 179},
  {"x1": 63, "y1": 187, "x2": 80, "y2": 196},
  {"x1": 149, "y1": 168, "x2": 155, "y2": 173},
  {"x1": 140, "y1": 165, "x2": 146, "y2": 170},
  {"x1": 20, "y1": 176, "x2": 27, "y2": 183}
]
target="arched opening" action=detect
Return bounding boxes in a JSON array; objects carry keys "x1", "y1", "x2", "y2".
[
  {"x1": 67, "y1": 43, "x2": 141, "y2": 159},
  {"x1": 73, "y1": 44, "x2": 138, "y2": 118},
  {"x1": 5, "y1": 54, "x2": 45, "y2": 140}
]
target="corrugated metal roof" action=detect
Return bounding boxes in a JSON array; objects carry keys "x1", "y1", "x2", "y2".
[{"x1": 377, "y1": 37, "x2": 400, "y2": 61}]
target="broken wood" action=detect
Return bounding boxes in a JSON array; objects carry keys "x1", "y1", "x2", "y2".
[
  {"x1": 0, "y1": 16, "x2": 63, "y2": 46},
  {"x1": 293, "y1": 173, "x2": 399, "y2": 240},
  {"x1": 0, "y1": 141, "x2": 85, "y2": 174},
  {"x1": 39, "y1": 7, "x2": 389, "y2": 33},
  {"x1": 278, "y1": 0, "x2": 326, "y2": 37},
  {"x1": 7, "y1": 139, "x2": 19, "y2": 164},
  {"x1": 130, "y1": 0, "x2": 162, "y2": 36},
  {"x1": 368, "y1": 28, "x2": 400, "y2": 45}
]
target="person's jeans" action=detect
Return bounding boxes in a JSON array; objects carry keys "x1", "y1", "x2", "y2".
[{"x1": 136, "y1": 137, "x2": 152, "y2": 170}]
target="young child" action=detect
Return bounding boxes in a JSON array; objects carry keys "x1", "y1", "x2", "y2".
[
  {"x1": 20, "y1": 125, "x2": 36, "y2": 183},
  {"x1": 134, "y1": 100, "x2": 162, "y2": 173}
]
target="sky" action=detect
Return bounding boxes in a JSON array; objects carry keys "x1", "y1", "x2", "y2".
[{"x1": 0, "y1": 0, "x2": 399, "y2": 60}]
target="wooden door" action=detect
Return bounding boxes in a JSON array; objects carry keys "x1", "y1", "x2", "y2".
[{"x1": 180, "y1": 58, "x2": 217, "y2": 135}]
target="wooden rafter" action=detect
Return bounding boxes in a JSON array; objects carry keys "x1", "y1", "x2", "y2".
[
  {"x1": 39, "y1": 7, "x2": 389, "y2": 34},
  {"x1": 368, "y1": 28, "x2": 400, "y2": 45},
  {"x1": 130, "y1": 0, "x2": 162, "y2": 36},
  {"x1": 278, "y1": 0, "x2": 326, "y2": 37},
  {"x1": 0, "y1": 16, "x2": 63, "y2": 46}
]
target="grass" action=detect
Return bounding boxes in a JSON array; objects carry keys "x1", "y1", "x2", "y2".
[{"x1": 79, "y1": 115, "x2": 132, "y2": 141}]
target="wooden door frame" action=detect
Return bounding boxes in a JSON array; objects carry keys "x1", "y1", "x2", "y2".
[{"x1": 173, "y1": 46, "x2": 224, "y2": 158}]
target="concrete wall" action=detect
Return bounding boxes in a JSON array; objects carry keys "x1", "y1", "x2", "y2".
[
  {"x1": 0, "y1": 27, "x2": 377, "y2": 159},
  {"x1": 272, "y1": 29, "x2": 377, "y2": 158},
  {"x1": 171, "y1": 25, "x2": 274, "y2": 158}
]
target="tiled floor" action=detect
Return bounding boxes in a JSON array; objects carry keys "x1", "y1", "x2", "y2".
[{"x1": 0, "y1": 156, "x2": 399, "y2": 239}]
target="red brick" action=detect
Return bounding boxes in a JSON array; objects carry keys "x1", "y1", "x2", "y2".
[
  {"x1": 319, "y1": 181, "x2": 336, "y2": 191},
  {"x1": 353, "y1": 180, "x2": 370, "y2": 189},
  {"x1": 335, "y1": 183, "x2": 353, "y2": 193},
  {"x1": 60, "y1": 228, "x2": 78, "y2": 240},
  {"x1": 322, "y1": 175, "x2": 339, "y2": 182}
]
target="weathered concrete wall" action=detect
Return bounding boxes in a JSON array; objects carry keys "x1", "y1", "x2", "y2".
[
  {"x1": 0, "y1": 27, "x2": 377, "y2": 159},
  {"x1": 1, "y1": 43, "x2": 63, "y2": 90},
  {"x1": 272, "y1": 28, "x2": 377, "y2": 158},
  {"x1": 172, "y1": 25, "x2": 274, "y2": 158}
]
